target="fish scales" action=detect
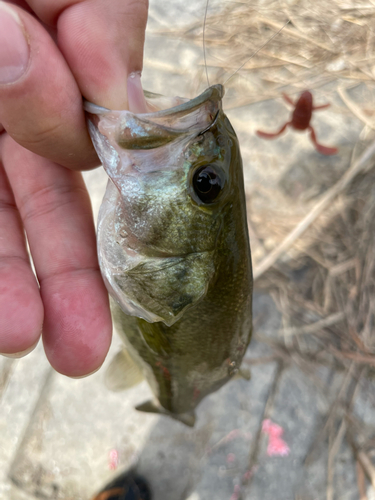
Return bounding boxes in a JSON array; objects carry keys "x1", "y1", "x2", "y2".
[{"x1": 85, "y1": 84, "x2": 253, "y2": 426}]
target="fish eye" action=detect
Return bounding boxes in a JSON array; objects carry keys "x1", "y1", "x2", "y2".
[{"x1": 192, "y1": 165, "x2": 223, "y2": 204}]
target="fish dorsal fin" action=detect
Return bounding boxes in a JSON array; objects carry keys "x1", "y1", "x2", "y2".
[{"x1": 105, "y1": 348, "x2": 144, "y2": 392}]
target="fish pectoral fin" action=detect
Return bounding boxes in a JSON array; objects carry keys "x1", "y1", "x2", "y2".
[
  {"x1": 232, "y1": 368, "x2": 251, "y2": 381},
  {"x1": 116, "y1": 251, "x2": 215, "y2": 327},
  {"x1": 135, "y1": 400, "x2": 196, "y2": 427},
  {"x1": 105, "y1": 349, "x2": 144, "y2": 392}
]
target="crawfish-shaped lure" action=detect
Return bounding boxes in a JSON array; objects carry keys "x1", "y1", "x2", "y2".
[{"x1": 257, "y1": 90, "x2": 338, "y2": 155}]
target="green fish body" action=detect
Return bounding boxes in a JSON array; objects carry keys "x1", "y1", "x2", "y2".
[{"x1": 85, "y1": 85, "x2": 252, "y2": 426}]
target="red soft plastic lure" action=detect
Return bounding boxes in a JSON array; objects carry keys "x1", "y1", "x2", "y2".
[{"x1": 257, "y1": 91, "x2": 338, "y2": 156}]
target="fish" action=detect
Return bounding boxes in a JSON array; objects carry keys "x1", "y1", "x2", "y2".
[{"x1": 84, "y1": 83, "x2": 253, "y2": 427}]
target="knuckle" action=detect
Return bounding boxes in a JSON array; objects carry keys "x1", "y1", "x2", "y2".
[
  {"x1": 10, "y1": 119, "x2": 64, "y2": 153},
  {"x1": 0, "y1": 199, "x2": 17, "y2": 216},
  {"x1": 18, "y1": 182, "x2": 87, "y2": 224}
]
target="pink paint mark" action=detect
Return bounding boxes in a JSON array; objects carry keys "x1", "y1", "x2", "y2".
[
  {"x1": 230, "y1": 484, "x2": 241, "y2": 500},
  {"x1": 231, "y1": 484, "x2": 241, "y2": 500},
  {"x1": 262, "y1": 419, "x2": 290, "y2": 457},
  {"x1": 108, "y1": 449, "x2": 119, "y2": 470},
  {"x1": 226, "y1": 453, "x2": 236, "y2": 464}
]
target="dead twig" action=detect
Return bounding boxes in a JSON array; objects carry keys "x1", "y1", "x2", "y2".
[
  {"x1": 327, "y1": 418, "x2": 347, "y2": 500},
  {"x1": 356, "y1": 459, "x2": 368, "y2": 500},
  {"x1": 305, "y1": 362, "x2": 356, "y2": 466},
  {"x1": 338, "y1": 86, "x2": 375, "y2": 130},
  {"x1": 244, "y1": 362, "x2": 285, "y2": 486}
]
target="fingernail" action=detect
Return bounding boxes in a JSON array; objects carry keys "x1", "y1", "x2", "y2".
[
  {"x1": 0, "y1": 338, "x2": 39, "y2": 359},
  {"x1": 127, "y1": 72, "x2": 148, "y2": 114},
  {"x1": 0, "y1": 2, "x2": 30, "y2": 84}
]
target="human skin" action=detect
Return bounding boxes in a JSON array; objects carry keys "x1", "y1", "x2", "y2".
[{"x1": 0, "y1": 0, "x2": 148, "y2": 377}]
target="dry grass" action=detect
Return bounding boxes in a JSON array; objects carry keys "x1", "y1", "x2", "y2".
[{"x1": 176, "y1": 0, "x2": 375, "y2": 105}]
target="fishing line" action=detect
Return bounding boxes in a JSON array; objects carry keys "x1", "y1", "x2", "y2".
[
  {"x1": 203, "y1": 0, "x2": 210, "y2": 87},
  {"x1": 222, "y1": 19, "x2": 291, "y2": 86}
]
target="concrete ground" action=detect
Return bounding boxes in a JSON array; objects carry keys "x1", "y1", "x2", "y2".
[{"x1": 1, "y1": 1, "x2": 373, "y2": 499}]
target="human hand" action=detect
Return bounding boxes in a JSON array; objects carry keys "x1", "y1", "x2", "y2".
[{"x1": 0, "y1": 0, "x2": 148, "y2": 376}]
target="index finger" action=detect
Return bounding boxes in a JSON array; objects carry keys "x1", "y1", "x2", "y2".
[{"x1": 28, "y1": 0, "x2": 149, "y2": 109}]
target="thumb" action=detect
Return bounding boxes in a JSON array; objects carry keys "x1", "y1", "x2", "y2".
[{"x1": 56, "y1": 0, "x2": 149, "y2": 110}]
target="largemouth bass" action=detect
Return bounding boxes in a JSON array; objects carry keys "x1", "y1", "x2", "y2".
[{"x1": 84, "y1": 84, "x2": 252, "y2": 426}]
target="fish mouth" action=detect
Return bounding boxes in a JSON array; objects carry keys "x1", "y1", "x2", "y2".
[
  {"x1": 84, "y1": 84, "x2": 224, "y2": 117},
  {"x1": 83, "y1": 84, "x2": 224, "y2": 155}
]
